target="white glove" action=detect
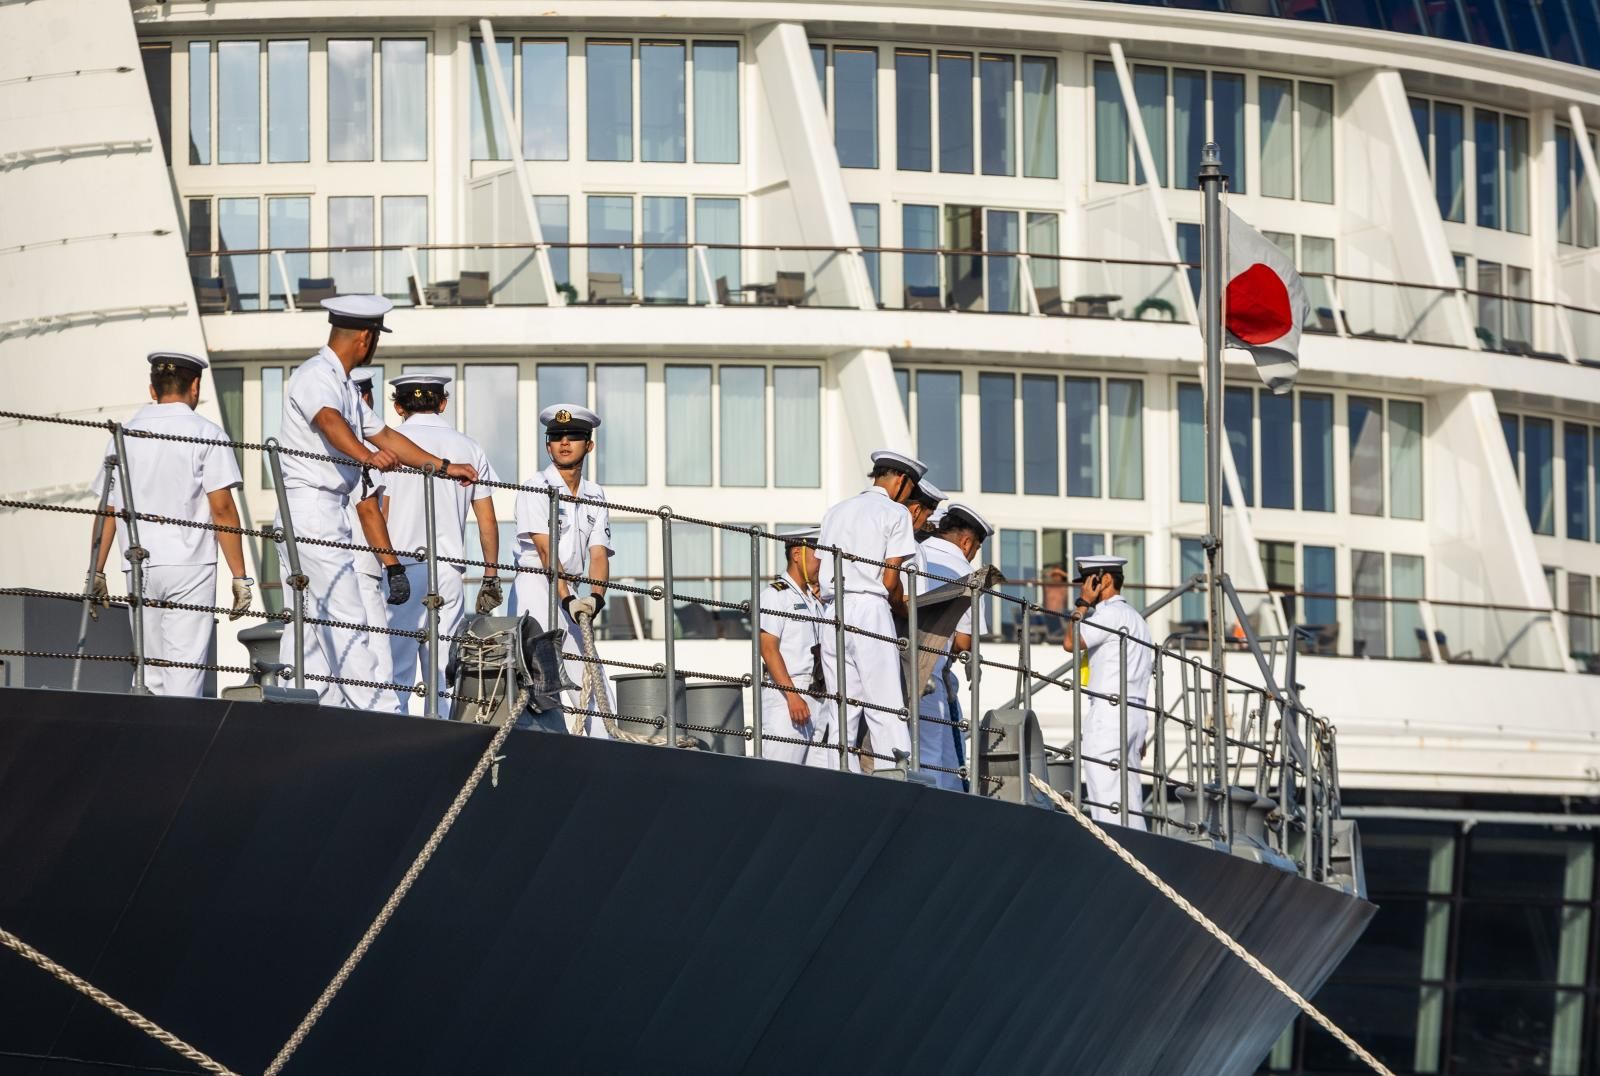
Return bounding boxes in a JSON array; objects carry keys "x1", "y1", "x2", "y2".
[
  {"x1": 229, "y1": 577, "x2": 253, "y2": 621},
  {"x1": 87, "y1": 570, "x2": 110, "y2": 619},
  {"x1": 566, "y1": 595, "x2": 601, "y2": 621}
]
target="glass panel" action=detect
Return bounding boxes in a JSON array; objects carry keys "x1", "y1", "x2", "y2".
[
  {"x1": 895, "y1": 368, "x2": 909, "y2": 418},
  {"x1": 720, "y1": 366, "x2": 765, "y2": 487},
  {"x1": 986, "y1": 208, "x2": 1018, "y2": 313},
  {"x1": 1303, "y1": 544, "x2": 1336, "y2": 627},
  {"x1": 1302, "y1": 234, "x2": 1337, "y2": 328},
  {"x1": 1582, "y1": 133, "x2": 1599, "y2": 249},
  {"x1": 917, "y1": 370, "x2": 962, "y2": 492},
  {"x1": 696, "y1": 197, "x2": 740, "y2": 304},
  {"x1": 1567, "y1": 423, "x2": 1590, "y2": 540},
  {"x1": 187, "y1": 41, "x2": 209, "y2": 165},
  {"x1": 1434, "y1": 102, "x2": 1465, "y2": 222},
  {"x1": 996, "y1": 529, "x2": 1037, "y2": 638},
  {"x1": 642, "y1": 195, "x2": 687, "y2": 303},
  {"x1": 1174, "y1": 69, "x2": 1206, "y2": 191},
  {"x1": 212, "y1": 366, "x2": 244, "y2": 471},
  {"x1": 586, "y1": 40, "x2": 632, "y2": 162},
  {"x1": 463, "y1": 364, "x2": 517, "y2": 482},
  {"x1": 1026, "y1": 211, "x2": 1059, "y2": 293},
  {"x1": 521, "y1": 40, "x2": 568, "y2": 161},
  {"x1": 187, "y1": 198, "x2": 211, "y2": 282},
  {"x1": 853, "y1": 203, "x2": 880, "y2": 304},
  {"x1": 1022, "y1": 374, "x2": 1058, "y2": 496},
  {"x1": 1066, "y1": 377, "x2": 1100, "y2": 498},
  {"x1": 328, "y1": 195, "x2": 374, "y2": 295},
  {"x1": 1502, "y1": 412, "x2": 1520, "y2": 467},
  {"x1": 979, "y1": 54, "x2": 1014, "y2": 176},
  {"x1": 1410, "y1": 95, "x2": 1430, "y2": 169},
  {"x1": 1389, "y1": 399, "x2": 1424, "y2": 519},
  {"x1": 1526, "y1": 416, "x2": 1555, "y2": 534},
  {"x1": 895, "y1": 50, "x2": 931, "y2": 172},
  {"x1": 694, "y1": 41, "x2": 739, "y2": 164},
  {"x1": 1260, "y1": 77, "x2": 1294, "y2": 198},
  {"x1": 834, "y1": 47, "x2": 877, "y2": 168},
  {"x1": 1300, "y1": 81, "x2": 1334, "y2": 203},
  {"x1": 266, "y1": 196, "x2": 309, "y2": 311},
  {"x1": 944, "y1": 204, "x2": 981, "y2": 311},
  {"x1": 1260, "y1": 390, "x2": 1294, "y2": 508},
  {"x1": 1349, "y1": 395, "x2": 1384, "y2": 516},
  {"x1": 938, "y1": 52, "x2": 973, "y2": 174},
  {"x1": 1300, "y1": 392, "x2": 1334, "y2": 511},
  {"x1": 720, "y1": 525, "x2": 756, "y2": 608},
  {"x1": 640, "y1": 41, "x2": 686, "y2": 163},
  {"x1": 1558, "y1": 127, "x2": 1574, "y2": 245},
  {"x1": 539, "y1": 363, "x2": 587, "y2": 413},
  {"x1": 142, "y1": 43, "x2": 173, "y2": 166},
  {"x1": 903, "y1": 204, "x2": 939, "y2": 307},
  {"x1": 1113, "y1": 535, "x2": 1145, "y2": 605},
  {"x1": 327, "y1": 39, "x2": 373, "y2": 161},
  {"x1": 588, "y1": 195, "x2": 634, "y2": 297},
  {"x1": 381, "y1": 195, "x2": 427, "y2": 304},
  {"x1": 666, "y1": 365, "x2": 712, "y2": 486},
  {"x1": 1478, "y1": 258, "x2": 1505, "y2": 348},
  {"x1": 810, "y1": 44, "x2": 826, "y2": 103},
  {"x1": 470, "y1": 39, "x2": 514, "y2": 160},
  {"x1": 261, "y1": 367, "x2": 283, "y2": 488},
  {"x1": 536, "y1": 195, "x2": 570, "y2": 292},
  {"x1": 1093, "y1": 60, "x2": 1127, "y2": 183},
  {"x1": 1021, "y1": 56, "x2": 1056, "y2": 179},
  {"x1": 1224, "y1": 385, "x2": 1254, "y2": 506},
  {"x1": 1211, "y1": 72, "x2": 1245, "y2": 194},
  {"x1": 217, "y1": 40, "x2": 260, "y2": 164},
  {"x1": 773, "y1": 366, "x2": 821, "y2": 489},
  {"x1": 1353, "y1": 549, "x2": 1387, "y2": 658},
  {"x1": 1179, "y1": 538, "x2": 1206, "y2": 622},
  {"x1": 1569, "y1": 572, "x2": 1593, "y2": 657},
  {"x1": 607, "y1": 519, "x2": 650, "y2": 638},
  {"x1": 1134, "y1": 65, "x2": 1167, "y2": 186},
  {"x1": 595, "y1": 365, "x2": 645, "y2": 486},
  {"x1": 218, "y1": 197, "x2": 259, "y2": 312},
  {"x1": 1260, "y1": 540, "x2": 1296, "y2": 622},
  {"x1": 672, "y1": 523, "x2": 714, "y2": 630},
  {"x1": 1504, "y1": 113, "x2": 1528, "y2": 234},
  {"x1": 1108, "y1": 379, "x2": 1143, "y2": 500},
  {"x1": 1392, "y1": 553, "x2": 1425, "y2": 659},
  {"x1": 1503, "y1": 0, "x2": 1552, "y2": 55},
  {"x1": 979, "y1": 373, "x2": 1016, "y2": 493},
  {"x1": 267, "y1": 40, "x2": 308, "y2": 163},
  {"x1": 1475, "y1": 109, "x2": 1500, "y2": 228},
  {"x1": 1179, "y1": 382, "x2": 1204, "y2": 503}
]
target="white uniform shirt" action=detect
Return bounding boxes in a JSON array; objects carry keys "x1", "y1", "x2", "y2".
[
  {"x1": 758, "y1": 572, "x2": 826, "y2": 689},
  {"x1": 817, "y1": 486, "x2": 917, "y2": 601},
  {"x1": 917, "y1": 536, "x2": 986, "y2": 637},
  {"x1": 1079, "y1": 594, "x2": 1155, "y2": 703},
  {"x1": 382, "y1": 412, "x2": 497, "y2": 562},
  {"x1": 279, "y1": 347, "x2": 384, "y2": 494},
  {"x1": 513, "y1": 463, "x2": 614, "y2": 577},
  {"x1": 99, "y1": 403, "x2": 242, "y2": 567}
]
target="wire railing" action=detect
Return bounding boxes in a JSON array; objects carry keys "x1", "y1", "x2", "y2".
[{"x1": 2, "y1": 407, "x2": 1358, "y2": 884}]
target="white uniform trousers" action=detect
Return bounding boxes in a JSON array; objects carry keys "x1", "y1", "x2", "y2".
[
  {"x1": 387, "y1": 562, "x2": 465, "y2": 715},
  {"x1": 818, "y1": 593, "x2": 910, "y2": 773},
  {"x1": 275, "y1": 489, "x2": 388, "y2": 712},
  {"x1": 511, "y1": 570, "x2": 614, "y2": 737},
  {"x1": 1082, "y1": 700, "x2": 1148, "y2": 831},
  {"x1": 355, "y1": 571, "x2": 394, "y2": 700},
  {"x1": 124, "y1": 563, "x2": 215, "y2": 697},
  {"x1": 760, "y1": 687, "x2": 838, "y2": 768},
  {"x1": 918, "y1": 660, "x2": 964, "y2": 791}
]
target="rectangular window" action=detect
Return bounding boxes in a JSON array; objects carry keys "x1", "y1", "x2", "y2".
[
  {"x1": 811, "y1": 44, "x2": 826, "y2": 104},
  {"x1": 1303, "y1": 545, "x2": 1336, "y2": 628},
  {"x1": 834, "y1": 47, "x2": 877, "y2": 168},
  {"x1": 1260, "y1": 390, "x2": 1295, "y2": 508},
  {"x1": 1567, "y1": 423, "x2": 1591, "y2": 541},
  {"x1": 464, "y1": 365, "x2": 518, "y2": 482},
  {"x1": 1174, "y1": 69, "x2": 1205, "y2": 191},
  {"x1": 217, "y1": 40, "x2": 260, "y2": 164},
  {"x1": 773, "y1": 366, "x2": 821, "y2": 488},
  {"x1": 186, "y1": 197, "x2": 212, "y2": 282},
  {"x1": 1022, "y1": 374, "x2": 1058, "y2": 496},
  {"x1": 852, "y1": 203, "x2": 880, "y2": 304},
  {"x1": 212, "y1": 366, "x2": 244, "y2": 471},
  {"x1": 979, "y1": 54, "x2": 1015, "y2": 176},
  {"x1": 979, "y1": 373, "x2": 1016, "y2": 493},
  {"x1": 260, "y1": 367, "x2": 283, "y2": 487},
  {"x1": 1502, "y1": 412, "x2": 1520, "y2": 468},
  {"x1": 642, "y1": 195, "x2": 688, "y2": 303},
  {"x1": 1113, "y1": 535, "x2": 1145, "y2": 604},
  {"x1": 539, "y1": 363, "x2": 587, "y2": 413},
  {"x1": 1300, "y1": 392, "x2": 1334, "y2": 512},
  {"x1": 1477, "y1": 259, "x2": 1504, "y2": 348},
  {"x1": 1581, "y1": 132, "x2": 1598, "y2": 248},
  {"x1": 1066, "y1": 377, "x2": 1101, "y2": 497},
  {"x1": 587, "y1": 195, "x2": 634, "y2": 298},
  {"x1": 381, "y1": 39, "x2": 428, "y2": 162},
  {"x1": 536, "y1": 195, "x2": 570, "y2": 290},
  {"x1": 939, "y1": 52, "x2": 974, "y2": 174},
  {"x1": 895, "y1": 49, "x2": 931, "y2": 172},
  {"x1": 1570, "y1": 573, "x2": 1594, "y2": 657},
  {"x1": 640, "y1": 40, "x2": 686, "y2": 163},
  {"x1": 695, "y1": 197, "x2": 741, "y2": 303},
  {"x1": 720, "y1": 525, "x2": 757, "y2": 609},
  {"x1": 1260, "y1": 540, "x2": 1296, "y2": 623},
  {"x1": 665, "y1": 366, "x2": 712, "y2": 486},
  {"x1": 1021, "y1": 56, "x2": 1056, "y2": 179},
  {"x1": 719, "y1": 366, "x2": 766, "y2": 487},
  {"x1": 1260, "y1": 77, "x2": 1294, "y2": 198},
  {"x1": 267, "y1": 40, "x2": 308, "y2": 163},
  {"x1": 986, "y1": 208, "x2": 1019, "y2": 314},
  {"x1": 1558, "y1": 126, "x2": 1575, "y2": 245},
  {"x1": 995, "y1": 529, "x2": 1037, "y2": 637},
  {"x1": 328, "y1": 195, "x2": 374, "y2": 295},
  {"x1": 903, "y1": 204, "x2": 938, "y2": 307},
  {"x1": 1092, "y1": 60, "x2": 1127, "y2": 184},
  {"x1": 1475, "y1": 109, "x2": 1500, "y2": 229},
  {"x1": 188, "y1": 41, "x2": 210, "y2": 165},
  {"x1": 586, "y1": 40, "x2": 632, "y2": 162},
  {"x1": 1179, "y1": 537, "x2": 1206, "y2": 622},
  {"x1": 1179, "y1": 382, "x2": 1204, "y2": 503},
  {"x1": 381, "y1": 195, "x2": 427, "y2": 304},
  {"x1": 1410, "y1": 96, "x2": 1430, "y2": 171},
  {"x1": 1224, "y1": 386, "x2": 1254, "y2": 506},
  {"x1": 521, "y1": 40, "x2": 567, "y2": 161},
  {"x1": 1027, "y1": 211, "x2": 1059, "y2": 295},
  {"x1": 693, "y1": 41, "x2": 739, "y2": 164},
  {"x1": 266, "y1": 196, "x2": 309, "y2": 311},
  {"x1": 1392, "y1": 553, "x2": 1426, "y2": 660},
  {"x1": 1349, "y1": 395, "x2": 1385, "y2": 516},
  {"x1": 1352, "y1": 549, "x2": 1388, "y2": 658},
  {"x1": 218, "y1": 196, "x2": 259, "y2": 311},
  {"x1": 1108, "y1": 379, "x2": 1143, "y2": 500},
  {"x1": 1434, "y1": 102, "x2": 1465, "y2": 222},
  {"x1": 1211, "y1": 72, "x2": 1245, "y2": 193},
  {"x1": 141, "y1": 43, "x2": 173, "y2": 166},
  {"x1": 672, "y1": 524, "x2": 714, "y2": 630},
  {"x1": 917, "y1": 370, "x2": 962, "y2": 492},
  {"x1": 1300, "y1": 81, "x2": 1334, "y2": 203},
  {"x1": 327, "y1": 39, "x2": 373, "y2": 161},
  {"x1": 1389, "y1": 399, "x2": 1424, "y2": 520},
  {"x1": 1133, "y1": 65, "x2": 1167, "y2": 186},
  {"x1": 595, "y1": 365, "x2": 646, "y2": 486},
  {"x1": 470, "y1": 39, "x2": 513, "y2": 160},
  {"x1": 1525, "y1": 417, "x2": 1555, "y2": 535}
]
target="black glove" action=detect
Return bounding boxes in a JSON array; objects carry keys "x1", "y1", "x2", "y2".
[
  {"x1": 476, "y1": 577, "x2": 504, "y2": 615},
  {"x1": 386, "y1": 563, "x2": 411, "y2": 605}
]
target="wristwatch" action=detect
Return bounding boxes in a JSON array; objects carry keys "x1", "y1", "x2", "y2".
[{"x1": 436, "y1": 457, "x2": 451, "y2": 473}]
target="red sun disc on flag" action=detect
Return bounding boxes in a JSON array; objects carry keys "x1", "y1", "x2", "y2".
[{"x1": 1225, "y1": 263, "x2": 1293, "y2": 345}]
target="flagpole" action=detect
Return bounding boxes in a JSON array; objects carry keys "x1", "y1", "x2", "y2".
[{"x1": 1199, "y1": 141, "x2": 1230, "y2": 848}]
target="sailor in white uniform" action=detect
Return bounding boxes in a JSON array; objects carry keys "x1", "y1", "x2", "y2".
[
  {"x1": 275, "y1": 295, "x2": 478, "y2": 710},
  {"x1": 380, "y1": 373, "x2": 503, "y2": 713},
  {"x1": 757, "y1": 528, "x2": 837, "y2": 767},
  {"x1": 89, "y1": 351, "x2": 251, "y2": 697},
  {"x1": 512, "y1": 404, "x2": 615, "y2": 732},
  {"x1": 817, "y1": 449, "x2": 924, "y2": 772},
  {"x1": 1066, "y1": 555, "x2": 1155, "y2": 829},
  {"x1": 345, "y1": 374, "x2": 397, "y2": 695},
  {"x1": 914, "y1": 503, "x2": 992, "y2": 791}
]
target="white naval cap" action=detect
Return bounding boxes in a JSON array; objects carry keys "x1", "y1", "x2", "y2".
[
  {"x1": 912, "y1": 475, "x2": 947, "y2": 507},
  {"x1": 321, "y1": 294, "x2": 394, "y2": 333},
  {"x1": 938, "y1": 501, "x2": 995, "y2": 542},
  {"x1": 777, "y1": 525, "x2": 821, "y2": 548},
  {"x1": 539, "y1": 402, "x2": 602, "y2": 436},
  {"x1": 869, "y1": 449, "x2": 927, "y2": 481},
  {"x1": 146, "y1": 351, "x2": 208, "y2": 373},
  {"x1": 390, "y1": 373, "x2": 453, "y2": 391},
  {"x1": 1071, "y1": 554, "x2": 1129, "y2": 583}
]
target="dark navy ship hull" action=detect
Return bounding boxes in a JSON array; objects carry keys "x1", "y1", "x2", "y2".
[{"x1": 0, "y1": 687, "x2": 1372, "y2": 1075}]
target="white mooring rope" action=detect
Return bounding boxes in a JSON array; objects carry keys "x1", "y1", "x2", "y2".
[{"x1": 1025, "y1": 774, "x2": 1392, "y2": 1076}]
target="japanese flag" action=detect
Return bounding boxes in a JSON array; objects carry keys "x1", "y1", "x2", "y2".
[{"x1": 1205, "y1": 209, "x2": 1310, "y2": 395}]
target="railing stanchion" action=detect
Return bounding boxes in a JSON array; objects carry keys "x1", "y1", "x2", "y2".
[
  {"x1": 421, "y1": 464, "x2": 440, "y2": 719},
  {"x1": 265, "y1": 438, "x2": 306, "y2": 691},
  {"x1": 660, "y1": 509, "x2": 678, "y2": 746},
  {"x1": 1118, "y1": 630, "x2": 1130, "y2": 828},
  {"x1": 1071, "y1": 627, "x2": 1084, "y2": 806},
  {"x1": 832, "y1": 548, "x2": 848, "y2": 772},
  {"x1": 1017, "y1": 596, "x2": 1032, "y2": 704},
  {"x1": 109, "y1": 424, "x2": 150, "y2": 694},
  {"x1": 967, "y1": 578, "x2": 983, "y2": 795},
  {"x1": 73, "y1": 457, "x2": 117, "y2": 692},
  {"x1": 749, "y1": 526, "x2": 763, "y2": 758},
  {"x1": 905, "y1": 562, "x2": 920, "y2": 774},
  {"x1": 1152, "y1": 647, "x2": 1168, "y2": 832},
  {"x1": 547, "y1": 489, "x2": 561, "y2": 632}
]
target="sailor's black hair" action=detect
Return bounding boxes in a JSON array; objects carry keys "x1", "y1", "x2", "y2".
[
  {"x1": 394, "y1": 385, "x2": 448, "y2": 414},
  {"x1": 149, "y1": 362, "x2": 199, "y2": 399}
]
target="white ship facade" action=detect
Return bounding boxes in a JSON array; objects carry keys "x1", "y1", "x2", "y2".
[{"x1": 7, "y1": 0, "x2": 1600, "y2": 1071}]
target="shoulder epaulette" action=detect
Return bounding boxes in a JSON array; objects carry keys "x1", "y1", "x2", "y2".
[{"x1": 771, "y1": 579, "x2": 789, "y2": 592}]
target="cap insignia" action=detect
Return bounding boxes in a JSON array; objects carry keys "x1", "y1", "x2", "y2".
[{"x1": 555, "y1": 408, "x2": 572, "y2": 424}]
